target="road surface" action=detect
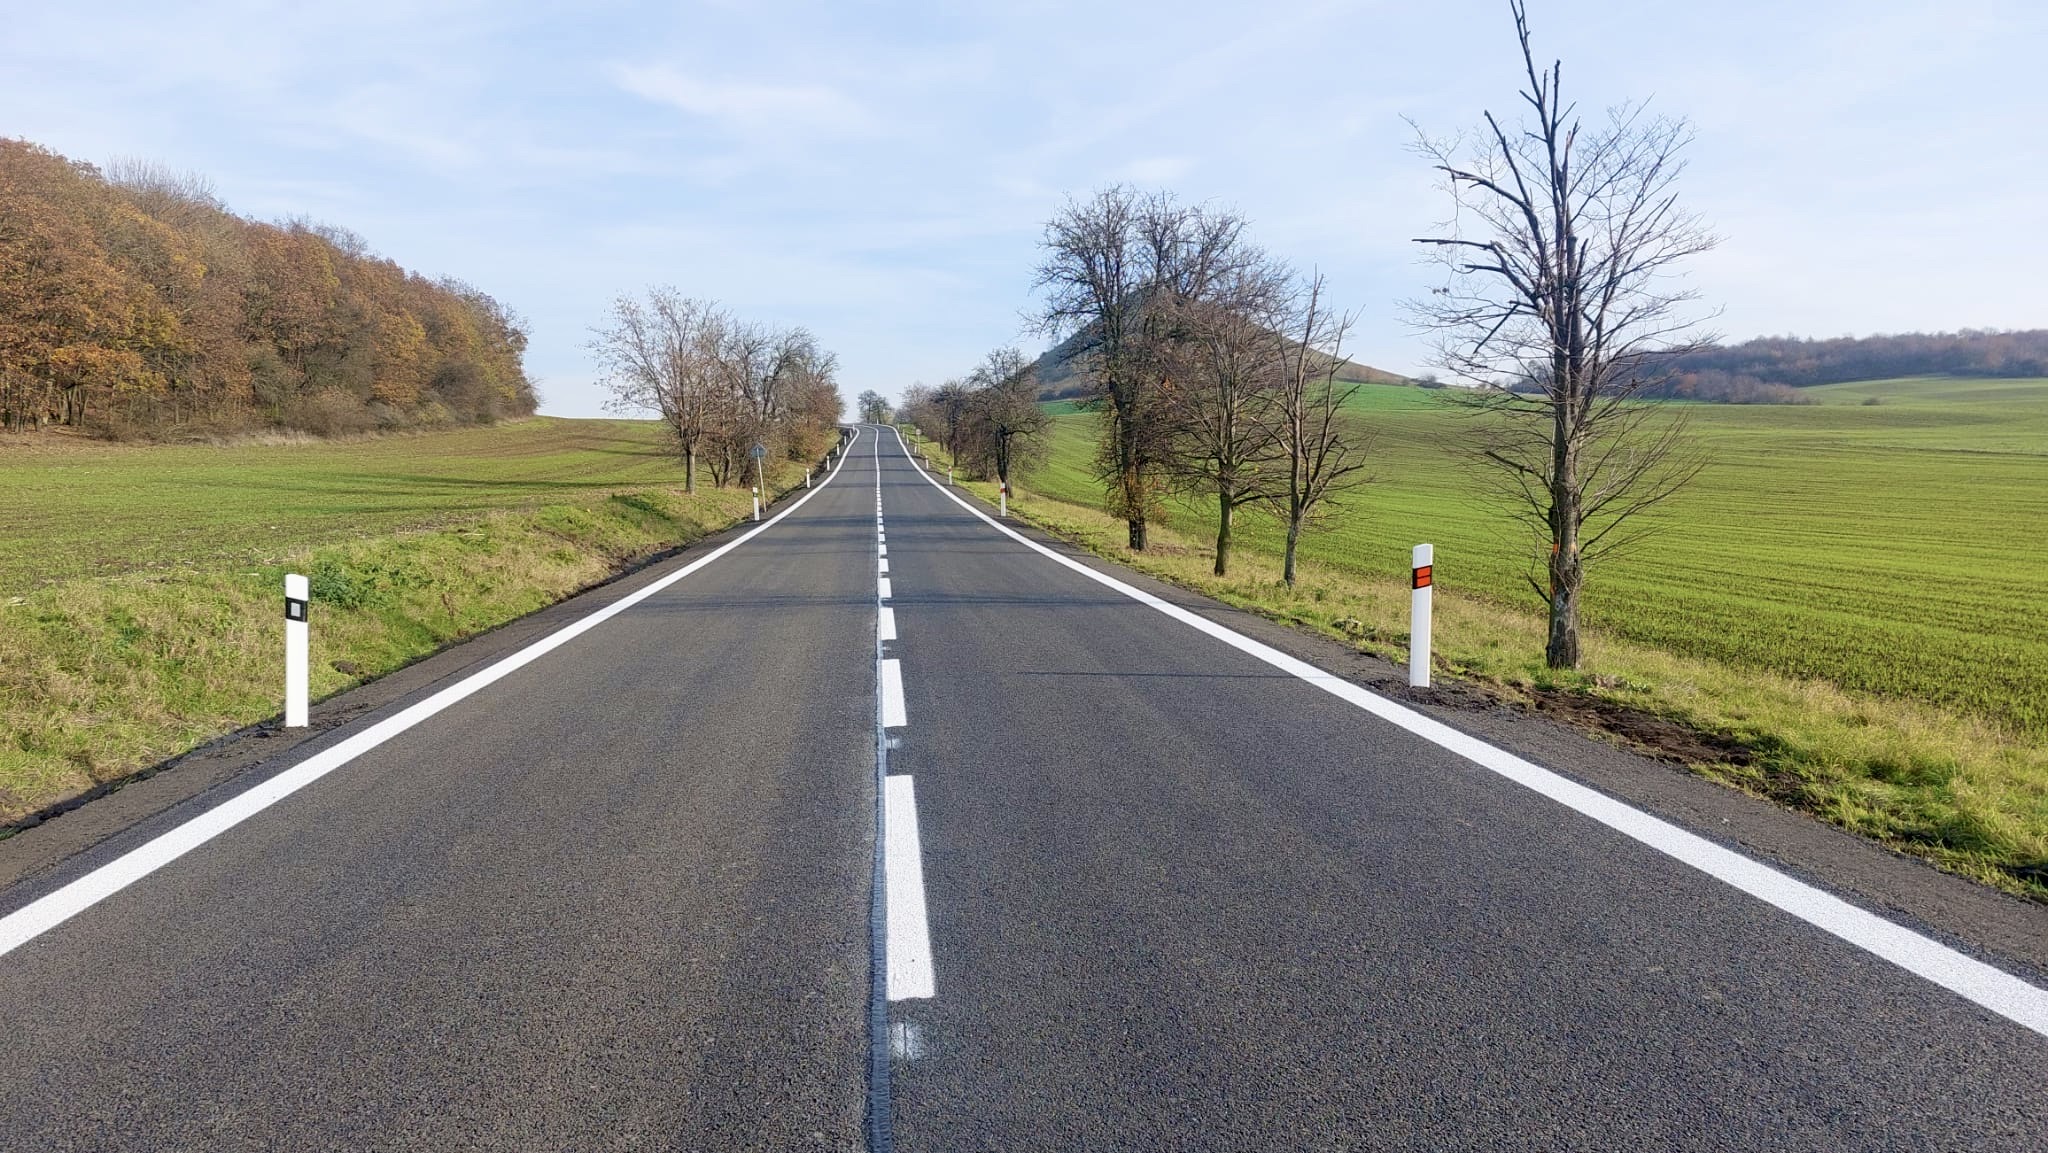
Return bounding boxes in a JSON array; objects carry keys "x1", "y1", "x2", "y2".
[{"x1": 1, "y1": 425, "x2": 2043, "y2": 1150}]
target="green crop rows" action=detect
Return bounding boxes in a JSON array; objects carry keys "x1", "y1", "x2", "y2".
[{"x1": 1023, "y1": 378, "x2": 2048, "y2": 736}]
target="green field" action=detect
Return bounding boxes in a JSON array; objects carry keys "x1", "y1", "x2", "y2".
[
  {"x1": 1024, "y1": 378, "x2": 2048, "y2": 737},
  {"x1": 0, "y1": 419, "x2": 790, "y2": 823},
  {"x1": 0, "y1": 419, "x2": 685, "y2": 594}
]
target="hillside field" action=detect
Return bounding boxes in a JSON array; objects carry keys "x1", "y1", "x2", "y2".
[
  {"x1": 1023, "y1": 378, "x2": 2048, "y2": 739},
  {"x1": 0, "y1": 419, "x2": 684, "y2": 593}
]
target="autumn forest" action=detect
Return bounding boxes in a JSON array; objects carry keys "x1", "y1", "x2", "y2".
[{"x1": 0, "y1": 138, "x2": 534, "y2": 437}]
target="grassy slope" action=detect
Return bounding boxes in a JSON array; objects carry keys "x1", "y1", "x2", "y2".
[
  {"x1": 1, "y1": 420, "x2": 797, "y2": 823},
  {"x1": 955, "y1": 379, "x2": 2048, "y2": 898}
]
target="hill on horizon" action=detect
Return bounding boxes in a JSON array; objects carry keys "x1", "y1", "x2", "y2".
[
  {"x1": 1030, "y1": 323, "x2": 1409, "y2": 401},
  {"x1": 1653, "y1": 330, "x2": 2048, "y2": 404}
]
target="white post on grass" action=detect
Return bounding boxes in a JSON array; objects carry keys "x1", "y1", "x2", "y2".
[
  {"x1": 285, "y1": 573, "x2": 309, "y2": 727},
  {"x1": 1409, "y1": 543, "x2": 1434, "y2": 689},
  {"x1": 947, "y1": 466, "x2": 953, "y2": 486},
  {"x1": 751, "y1": 444, "x2": 766, "y2": 521},
  {"x1": 999, "y1": 482, "x2": 1008, "y2": 518},
  {"x1": 805, "y1": 468, "x2": 812, "y2": 488}
]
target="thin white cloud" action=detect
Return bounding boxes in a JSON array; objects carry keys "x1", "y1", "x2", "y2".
[{"x1": 610, "y1": 63, "x2": 874, "y2": 138}]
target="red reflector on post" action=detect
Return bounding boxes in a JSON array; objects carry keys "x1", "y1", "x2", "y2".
[{"x1": 1412, "y1": 565, "x2": 1433, "y2": 589}]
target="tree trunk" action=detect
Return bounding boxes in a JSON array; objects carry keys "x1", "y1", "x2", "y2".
[
  {"x1": 1283, "y1": 515, "x2": 1302, "y2": 586},
  {"x1": 1546, "y1": 423, "x2": 1583, "y2": 669},
  {"x1": 1121, "y1": 454, "x2": 1148, "y2": 551},
  {"x1": 1214, "y1": 489, "x2": 1233, "y2": 576},
  {"x1": 1118, "y1": 400, "x2": 1147, "y2": 552},
  {"x1": 683, "y1": 444, "x2": 696, "y2": 494},
  {"x1": 1546, "y1": 540, "x2": 1582, "y2": 669}
]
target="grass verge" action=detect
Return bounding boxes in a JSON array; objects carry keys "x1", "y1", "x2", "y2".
[
  {"x1": 918, "y1": 437, "x2": 2048, "y2": 903},
  {"x1": 1, "y1": 470, "x2": 797, "y2": 826}
]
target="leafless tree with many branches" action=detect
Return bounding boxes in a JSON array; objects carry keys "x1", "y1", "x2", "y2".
[
  {"x1": 1157, "y1": 258, "x2": 1290, "y2": 576},
  {"x1": 589, "y1": 289, "x2": 721, "y2": 492},
  {"x1": 1409, "y1": 0, "x2": 1717, "y2": 669},
  {"x1": 1267, "y1": 271, "x2": 1371, "y2": 586}
]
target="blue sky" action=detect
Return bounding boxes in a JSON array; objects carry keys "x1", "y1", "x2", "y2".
[{"x1": 4, "y1": 0, "x2": 2042, "y2": 415}]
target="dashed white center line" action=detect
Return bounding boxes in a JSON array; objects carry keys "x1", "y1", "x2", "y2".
[
  {"x1": 880, "y1": 659, "x2": 908, "y2": 728},
  {"x1": 871, "y1": 428, "x2": 936, "y2": 1013},
  {"x1": 883, "y1": 774, "x2": 936, "y2": 1001}
]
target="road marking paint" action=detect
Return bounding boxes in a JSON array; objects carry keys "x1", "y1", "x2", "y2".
[
  {"x1": 880, "y1": 659, "x2": 908, "y2": 728},
  {"x1": 879, "y1": 557, "x2": 890, "y2": 574},
  {"x1": 878, "y1": 576, "x2": 893, "y2": 600},
  {"x1": 885, "y1": 426, "x2": 2048, "y2": 1039},
  {"x1": 879, "y1": 543, "x2": 887, "y2": 557},
  {"x1": 883, "y1": 774, "x2": 936, "y2": 1001},
  {"x1": 0, "y1": 431, "x2": 866, "y2": 961},
  {"x1": 865, "y1": 430, "x2": 896, "y2": 1150}
]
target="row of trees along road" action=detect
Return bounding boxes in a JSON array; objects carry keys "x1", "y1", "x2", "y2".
[
  {"x1": 899, "y1": 349, "x2": 1055, "y2": 503},
  {"x1": 0, "y1": 141, "x2": 535, "y2": 435},
  {"x1": 1032, "y1": 0, "x2": 1716, "y2": 671},
  {"x1": 589, "y1": 288, "x2": 844, "y2": 493},
  {"x1": 1032, "y1": 187, "x2": 1371, "y2": 584}
]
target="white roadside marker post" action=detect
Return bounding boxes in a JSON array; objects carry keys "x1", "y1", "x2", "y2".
[
  {"x1": 285, "y1": 573, "x2": 309, "y2": 727},
  {"x1": 805, "y1": 468, "x2": 812, "y2": 489},
  {"x1": 750, "y1": 441, "x2": 766, "y2": 522},
  {"x1": 999, "y1": 482, "x2": 1008, "y2": 518},
  {"x1": 947, "y1": 466, "x2": 953, "y2": 486},
  {"x1": 1410, "y1": 543, "x2": 1433, "y2": 689}
]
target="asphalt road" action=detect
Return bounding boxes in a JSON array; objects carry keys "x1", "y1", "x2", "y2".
[{"x1": 1, "y1": 425, "x2": 2044, "y2": 1150}]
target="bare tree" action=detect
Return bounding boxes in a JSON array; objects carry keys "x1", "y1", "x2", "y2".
[
  {"x1": 1267, "y1": 272, "x2": 1370, "y2": 586},
  {"x1": 704, "y1": 317, "x2": 778, "y2": 487},
  {"x1": 931, "y1": 380, "x2": 973, "y2": 461},
  {"x1": 959, "y1": 347, "x2": 1050, "y2": 494},
  {"x1": 1408, "y1": 0, "x2": 1717, "y2": 669},
  {"x1": 1035, "y1": 187, "x2": 1252, "y2": 550},
  {"x1": 589, "y1": 288, "x2": 719, "y2": 492},
  {"x1": 857, "y1": 389, "x2": 892, "y2": 423},
  {"x1": 1158, "y1": 259, "x2": 1290, "y2": 575},
  {"x1": 767, "y1": 326, "x2": 841, "y2": 460}
]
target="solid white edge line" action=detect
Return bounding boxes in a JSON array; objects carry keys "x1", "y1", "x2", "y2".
[
  {"x1": 0, "y1": 430, "x2": 868, "y2": 961},
  {"x1": 879, "y1": 606, "x2": 897, "y2": 643},
  {"x1": 884, "y1": 426, "x2": 2048, "y2": 1039},
  {"x1": 880, "y1": 659, "x2": 908, "y2": 729},
  {"x1": 883, "y1": 774, "x2": 936, "y2": 1000}
]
